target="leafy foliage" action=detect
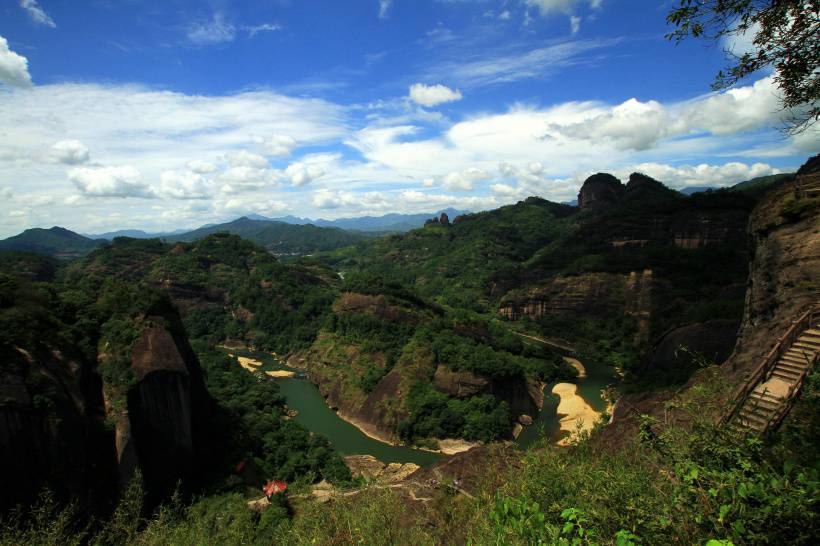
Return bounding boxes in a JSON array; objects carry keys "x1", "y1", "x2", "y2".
[{"x1": 667, "y1": 0, "x2": 820, "y2": 133}]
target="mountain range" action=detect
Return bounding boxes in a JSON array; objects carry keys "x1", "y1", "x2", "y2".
[{"x1": 0, "y1": 177, "x2": 792, "y2": 260}]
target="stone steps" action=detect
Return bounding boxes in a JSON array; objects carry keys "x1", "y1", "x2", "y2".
[{"x1": 730, "y1": 313, "x2": 819, "y2": 434}]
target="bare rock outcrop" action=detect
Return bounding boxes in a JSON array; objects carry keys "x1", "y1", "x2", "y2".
[{"x1": 578, "y1": 173, "x2": 624, "y2": 210}]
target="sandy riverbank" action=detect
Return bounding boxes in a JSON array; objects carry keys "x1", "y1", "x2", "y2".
[
  {"x1": 551, "y1": 382, "x2": 600, "y2": 446},
  {"x1": 265, "y1": 370, "x2": 296, "y2": 378},
  {"x1": 236, "y1": 356, "x2": 263, "y2": 372},
  {"x1": 563, "y1": 357, "x2": 587, "y2": 379},
  {"x1": 436, "y1": 439, "x2": 482, "y2": 455}
]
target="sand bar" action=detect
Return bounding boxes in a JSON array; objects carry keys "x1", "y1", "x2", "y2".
[
  {"x1": 551, "y1": 382, "x2": 600, "y2": 445},
  {"x1": 237, "y1": 356, "x2": 263, "y2": 372},
  {"x1": 563, "y1": 357, "x2": 587, "y2": 379},
  {"x1": 265, "y1": 370, "x2": 296, "y2": 378}
]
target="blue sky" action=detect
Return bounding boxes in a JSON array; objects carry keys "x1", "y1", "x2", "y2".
[{"x1": 0, "y1": 0, "x2": 817, "y2": 236}]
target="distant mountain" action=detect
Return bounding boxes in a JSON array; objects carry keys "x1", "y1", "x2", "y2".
[
  {"x1": 249, "y1": 208, "x2": 467, "y2": 233},
  {"x1": 88, "y1": 228, "x2": 189, "y2": 240},
  {"x1": 0, "y1": 227, "x2": 105, "y2": 259},
  {"x1": 165, "y1": 217, "x2": 370, "y2": 255},
  {"x1": 679, "y1": 186, "x2": 717, "y2": 195}
]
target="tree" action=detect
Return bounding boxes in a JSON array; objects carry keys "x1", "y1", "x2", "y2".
[{"x1": 667, "y1": 0, "x2": 819, "y2": 133}]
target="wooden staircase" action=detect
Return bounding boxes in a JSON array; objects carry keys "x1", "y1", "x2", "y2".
[{"x1": 725, "y1": 305, "x2": 820, "y2": 434}]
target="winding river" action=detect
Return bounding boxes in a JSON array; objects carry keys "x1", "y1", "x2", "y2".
[
  {"x1": 227, "y1": 349, "x2": 441, "y2": 466},
  {"x1": 227, "y1": 349, "x2": 611, "y2": 465},
  {"x1": 516, "y1": 356, "x2": 614, "y2": 448}
]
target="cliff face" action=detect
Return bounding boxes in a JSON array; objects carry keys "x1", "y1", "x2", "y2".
[
  {"x1": 0, "y1": 345, "x2": 114, "y2": 512},
  {"x1": 721, "y1": 158, "x2": 820, "y2": 382},
  {"x1": 499, "y1": 270, "x2": 655, "y2": 345},
  {"x1": 0, "y1": 301, "x2": 211, "y2": 512}
]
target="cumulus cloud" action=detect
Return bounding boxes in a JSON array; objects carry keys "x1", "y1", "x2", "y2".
[
  {"x1": 441, "y1": 168, "x2": 489, "y2": 191},
  {"x1": 217, "y1": 166, "x2": 278, "y2": 192},
  {"x1": 286, "y1": 161, "x2": 324, "y2": 186},
  {"x1": 50, "y1": 139, "x2": 90, "y2": 164},
  {"x1": 621, "y1": 161, "x2": 783, "y2": 189},
  {"x1": 18, "y1": 0, "x2": 56, "y2": 28},
  {"x1": 554, "y1": 98, "x2": 671, "y2": 151},
  {"x1": 0, "y1": 187, "x2": 12, "y2": 199},
  {"x1": 158, "y1": 170, "x2": 211, "y2": 199},
  {"x1": 259, "y1": 134, "x2": 297, "y2": 157},
  {"x1": 409, "y1": 83, "x2": 463, "y2": 107},
  {"x1": 550, "y1": 76, "x2": 783, "y2": 151},
  {"x1": 68, "y1": 165, "x2": 154, "y2": 198},
  {"x1": 187, "y1": 13, "x2": 236, "y2": 45},
  {"x1": 186, "y1": 159, "x2": 218, "y2": 174},
  {"x1": 0, "y1": 36, "x2": 32, "y2": 87},
  {"x1": 228, "y1": 150, "x2": 269, "y2": 168}
]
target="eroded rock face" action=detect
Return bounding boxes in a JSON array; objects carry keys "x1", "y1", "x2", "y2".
[
  {"x1": 110, "y1": 315, "x2": 210, "y2": 505},
  {"x1": 433, "y1": 364, "x2": 539, "y2": 423},
  {"x1": 0, "y1": 345, "x2": 114, "y2": 512},
  {"x1": 645, "y1": 319, "x2": 739, "y2": 372},
  {"x1": 722, "y1": 157, "x2": 820, "y2": 381},
  {"x1": 433, "y1": 365, "x2": 490, "y2": 397},
  {"x1": 578, "y1": 173, "x2": 624, "y2": 211}
]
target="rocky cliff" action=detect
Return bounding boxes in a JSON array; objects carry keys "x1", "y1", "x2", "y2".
[{"x1": 0, "y1": 288, "x2": 213, "y2": 512}]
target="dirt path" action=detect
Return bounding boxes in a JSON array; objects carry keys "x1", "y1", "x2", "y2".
[{"x1": 511, "y1": 331, "x2": 576, "y2": 353}]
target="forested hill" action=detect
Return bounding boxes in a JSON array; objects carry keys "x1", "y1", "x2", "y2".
[
  {"x1": 0, "y1": 226, "x2": 105, "y2": 259},
  {"x1": 165, "y1": 216, "x2": 371, "y2": 255}
]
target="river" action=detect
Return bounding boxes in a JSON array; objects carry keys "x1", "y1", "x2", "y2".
[
  {"x1": 227, "y1": 349, "x2": 441, "y2": 466},
  {"x1": 516, "y1": 356, "x2": 614, "y2": 448},
  {"x1": 227, "y1": 348, "x2": 611, "y2": 464}
]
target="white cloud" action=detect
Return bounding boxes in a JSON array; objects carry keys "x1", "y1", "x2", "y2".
[
  {"x1": 158, "y1": 170, "x2": 211, "y2": 199},
  {"x1": 570, "y1": 15, "x2": 581, "y2": 35},
  {"x1": 554, "y1": 98, "x2": 670, "y2": 151},
  {"x1": 525, "y1": 0, "x2": 602, "y2": 16},
  {"x1": 186, "y1": 159, "x2": 218, "y2": 174},
  {"x1": 217, "y1": 166, "x2": 278, "y2": 191},
  {"x1": 18, "y1": 0, "x2": 56, "y2": 28},
  {"x1": 50, "y1": 139, "x2": 90, "y2": 164},
  {"x1": 499, "y1": 10, "x2": 512, "y2": 20},
  {"x1": 245, "y1": 23, "x2": 282, "y2": 38},
  {"x1": 259, "y1": 134, "x2": 297, "y2": 157},
  {"x1": 0, "y1": 36, "x2": 32, "y2": 87},
  {"x1": 0, "y1": 187, "x2": 13, "y2": 199},
  {"x1": 286, "y1": 161, "x2": 325, "y2": 186},
  {"x1": 379, "y1": 0, "x2": 392, "y2": 19},
  {"x1": 228, "y1": 150, "x2": 269, "y2": 168},
  {"x1": 423, "y1": 38, "x2": 618, "y2": 88},
  {"x1": 68, "y1": 165, "x2": 154, "y2": 198},
  {"x1": 187, "y1": 13, "x2": 236, "y2": 45},
  {"x1": 441, "y1": 167, "x2": 489, "y2": 191},
  {"x1": 621, "y1": 162, "x2": 783, "y2": 189},
  {"x1": 551, "y1": 76, "x2": 783, "y2": 151},
  {"x1": 409, "y1": 83, "x2": 463, "y2": 107}
]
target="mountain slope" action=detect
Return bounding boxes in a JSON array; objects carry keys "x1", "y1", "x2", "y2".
[
  {"x1": 166, "y1": 217, "x2": 370, "y2": 255},
  {"x1": 0, "y1": 227, "x2": 105, "y2": 259}
]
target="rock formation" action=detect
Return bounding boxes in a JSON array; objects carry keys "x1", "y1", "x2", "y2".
[{"x1": 577, "y1": 173, "x2": 624, "y2": 210}]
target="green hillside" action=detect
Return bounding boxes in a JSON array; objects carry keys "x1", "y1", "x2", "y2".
[
  {"x1": 166, "y1": 217, "x2": 371, "y2": 255},
  {"x1": 0, "y1": 226, "x2": 105, "y2": 259}
]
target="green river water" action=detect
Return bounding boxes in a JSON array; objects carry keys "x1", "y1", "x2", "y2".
[{"x1": 228, "y1": 349, "x2": 612, "y2": 465}]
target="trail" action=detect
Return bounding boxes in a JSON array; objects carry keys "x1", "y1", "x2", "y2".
[{"x1": 511, "y1": 331, "x2": 576, "y2": 353}]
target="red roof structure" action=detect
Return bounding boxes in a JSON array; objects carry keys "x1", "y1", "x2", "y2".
[{"x1": 263, "y1": 479, "x2": 288, "y2": 497}]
